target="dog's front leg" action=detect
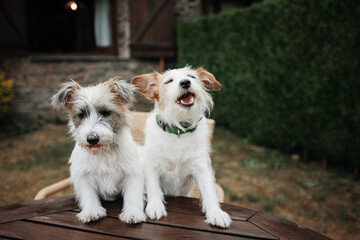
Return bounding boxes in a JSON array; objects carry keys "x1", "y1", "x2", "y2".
[
  {"x1": 144, "y1": 161, "x2": 167, "y2": 219},
  {"x1": 195, "y1": 158, "x2": 232, "y2": 228},
  {"x1": 119, "y1": 175, "x2": 146, "y2": 224},
  {"x1": 74, "y1": 178, "x2": 107, "y2": 223}
]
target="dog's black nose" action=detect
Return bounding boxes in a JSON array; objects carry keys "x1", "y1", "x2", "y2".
[
  {"x1": 180, "y1": 79, "x2": 191, "y2": 89},
  {"x1": 87, "y1": 133, "x2": 99, "y2": 145}
]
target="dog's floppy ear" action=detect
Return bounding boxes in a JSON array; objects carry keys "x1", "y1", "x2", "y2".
[
  {"x1": 131, "y1": 72, "x2": 160, "y2": 100},
  {"x1": 51, "y1": 80, "x2": 80, "y2": 111},
  {"x1": 112, "y1": 79, "x2": 136, "y2": 104},
  {"x1": 196, "y1": 68, "x2": 221, "y2": 91}
]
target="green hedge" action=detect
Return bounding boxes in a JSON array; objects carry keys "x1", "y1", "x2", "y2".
[{"x1": 177, "y1": 0, "x2": 360, "y2": 170}]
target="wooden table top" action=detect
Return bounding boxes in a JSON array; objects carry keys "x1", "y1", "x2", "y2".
[{"x1": 0, "y1": 196, "x2": 330, "y2": 240}]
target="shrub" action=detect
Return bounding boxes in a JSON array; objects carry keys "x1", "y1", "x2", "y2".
[
  {"x1": 0, "y1": 71, "x2": 13, "y2": 119},
  {"x1": 177, "y1": 0, "x2": 360, "y2": 170}
]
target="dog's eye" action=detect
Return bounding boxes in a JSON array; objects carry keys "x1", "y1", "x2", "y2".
[
  {"x1": 100, "y1": 110, "x2": 111, "y2": 117},
  {"x1": 164, "y1": 79, "x2": 173, "y2": 84},
  {"x1": 187, "y1": 74, "x2": 196, "y2": 79},
  {"x1": 78, "y1": 111, "x2": 86, "y2": 119}
]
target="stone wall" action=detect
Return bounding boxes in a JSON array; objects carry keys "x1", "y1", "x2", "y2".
[{"x1": 3, "y1": 58, "x2": 158, "y2": 125}]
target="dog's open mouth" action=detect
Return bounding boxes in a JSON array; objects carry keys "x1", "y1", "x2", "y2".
[
  {"x1": 88, "y1": 144, "x2": 102, "y2": 151},
  {"x1": 176, "y1": 92, "x2": 196, "y2": 107}
]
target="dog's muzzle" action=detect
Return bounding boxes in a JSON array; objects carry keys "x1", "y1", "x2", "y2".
[
  {"x1": 180, "y1": 79, "x2": 191, "y2": 89},
  {"x1": 87, "y1": 133, "x2": 102, "y2": 151},
  {"x1": 176, "y1": 79, "x2": 196, "y2": 107},
  {"x1": 87, "y1": 133, "x2": 99, "y2": 145}
]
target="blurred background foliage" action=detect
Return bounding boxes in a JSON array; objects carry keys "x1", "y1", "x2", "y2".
[
  {"x1": 177, "y1": 0, "x2": 360, "y2": 173},
  {"x1": 0, "y1": 71, "x2": 13, "y2": 119}
]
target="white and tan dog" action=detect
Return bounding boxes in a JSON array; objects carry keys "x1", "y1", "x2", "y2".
[
  {"x1": 132, "y1": 66, "x2": 232, "y2": 228},
  {"x1": 51, "y1": 78, "x2": 146, "y2": 224}
]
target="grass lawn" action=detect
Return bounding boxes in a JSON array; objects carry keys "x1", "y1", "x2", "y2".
[{"x1": 0, "y1": 124, "x2": 359, "y2": 240}]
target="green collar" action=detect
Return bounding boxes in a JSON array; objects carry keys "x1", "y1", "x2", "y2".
[{"x1": 156, "y1": 115, "x2": 199, "y2": 137}]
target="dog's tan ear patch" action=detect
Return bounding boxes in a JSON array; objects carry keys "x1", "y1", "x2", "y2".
[
  {"x1": 196, "y1": 68, "x2": 221, "y2": 91},
  {"x1": 132, "y1": 73, "x2": 161, "y2": 100}
]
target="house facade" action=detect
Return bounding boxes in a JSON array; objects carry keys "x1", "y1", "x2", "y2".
[
  {"x1": 0, "y1": 0, "x2": 202, "y2": 124},
  {"x1": 0, "y1": 0, "x2": 254, "y2": 125}
]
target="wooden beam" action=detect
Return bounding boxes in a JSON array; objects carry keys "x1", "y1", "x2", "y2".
[{"x1": 159, "y1": 57, "x2": 165, "y2": 72}]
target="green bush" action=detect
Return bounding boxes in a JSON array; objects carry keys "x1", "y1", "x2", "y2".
[
  {"x1": 177, "y1": 0, "x2": 360, "y2": 170},
  {"x1": 0, "y1": 71, "x2": 13, "y2": 119}
]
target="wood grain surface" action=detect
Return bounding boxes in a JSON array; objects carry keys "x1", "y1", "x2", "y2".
[{"x1": 0, "y1": 195, "x2": 331, "y2": 240}]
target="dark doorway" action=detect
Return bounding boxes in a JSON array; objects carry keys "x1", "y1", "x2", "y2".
[
  {"x1": 27, "y1": 0, "x2": 95, "y2": 53},
  {"x1": 26, "y1": 0, "x2": 117, "y2": 55}
]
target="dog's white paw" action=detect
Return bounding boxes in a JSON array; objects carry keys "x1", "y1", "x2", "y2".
[
  {"x1": 205, "y1": 208, "x2": 232, "y2": 228},
  {"x1": 145, "y1": 200, "x2": 167, "y2": 220},
  {"x1": 77, "y1": 206, "x2": 107, "y2": 223},
  {"x1": 119, "y1": 208, "x2": 146, "y2": 224}
]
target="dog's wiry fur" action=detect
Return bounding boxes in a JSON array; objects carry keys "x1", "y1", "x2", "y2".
[
  {"x1": 51, "y1": 78, "x2": 146, "y2": 224},
  {"x1": 132, "y1": 66, "x2": 232, "y2": 228}
]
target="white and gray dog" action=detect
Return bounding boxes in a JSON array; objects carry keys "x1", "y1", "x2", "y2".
[
  {"x1": 51, "y1": 78, "x2": 146, "y2": 224},
  {"x1": 132, "y1": 66, "x2": 232, "y2": 228}
]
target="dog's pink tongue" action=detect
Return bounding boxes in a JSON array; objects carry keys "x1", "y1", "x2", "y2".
[
  {"x1": 89, "y1": 145, "x2": 101, "y2": 151},
  {"x1": 181, "y1": 95, "x2": 193, "y2": 103}
]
